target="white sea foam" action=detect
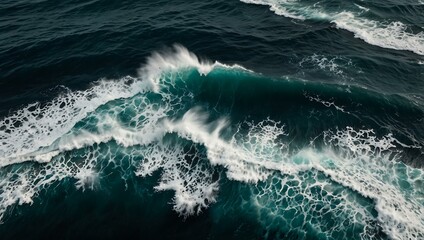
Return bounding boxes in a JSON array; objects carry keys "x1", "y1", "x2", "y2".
[
  {"x1": 333, "y1": 12, "x2": 424, "y2": 55},
  {"x1": 0, "y1": 45, "x2": 246, "y2": 167},
  {"x1": 138, "y1": 44, "x2": 249, "y2": 92},
  {"x1": 0, "y1": 77, "x2": 149, "y2": 164},
  {"x1": 240, "y1": 0, "x2": 424, "y2": 55},
  {"x1": 137, "y1": 44, "x2": 214, "y2": 92},
  {"x1": 0, "y1": 45, "x2": 246, "y2": 220},
  {"x1": 75, "y1": 168, "x2": 99, "y2": 191},
  {"x1": 136, "y1": 142, "x2": 219, "y2": 216},
  {"x1": 241, "y1": 0, "x2": 306, "y2": 20},
  {"x1": 304, "y1": 93, "x2": 349, "y2": 113},
  {"x1": 166, "y1": 109, "x2": 424, "y2": 239},
  {"x1": 299, "y1": 54, "x2": 353, "y2": 76},
  {"x1": 354, "y1": 3, "x2": 370, "y2": 12},
  {"x1": 318, "y1": 128, "x2": 424, "y2": 239},
  {"x1": 164, "y1": 108, "x2": 292, "y2": 183},
  {"x1": 0, "y1": 46, "x2": 423, "y2": 239}
]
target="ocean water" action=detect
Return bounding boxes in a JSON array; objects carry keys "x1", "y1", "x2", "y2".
[{"x1": 0, "y1": 0, "x2": 424, "y2": 239}]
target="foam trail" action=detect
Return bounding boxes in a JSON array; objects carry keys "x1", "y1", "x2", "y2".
[
  {"x1": 333, "y1": 12, "x2": 424, "y2": 55},
  {"x1": 240, "y1": 0, "x2": 424, "y2": 55},
  {"x1": 318, "y1": 128, "x2": 424, "y2": 239},
  {"x1": 165, "y1": 109, "x2": 424, "y2": 239},
  {"x1": 0, "y1": 77, "x2": 149, "y2": 165},
  {"x1": 165, "y1": 108, "x2": 292, "y2": 183}
]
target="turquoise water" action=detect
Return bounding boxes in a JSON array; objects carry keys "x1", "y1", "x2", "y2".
[{"x1": 0, "y1": 1, "x2": 424, "y2": 239}]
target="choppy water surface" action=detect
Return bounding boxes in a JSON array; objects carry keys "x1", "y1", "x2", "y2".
[{"x1": 0, "y1": 0, "x2": 423, "y2": 239}]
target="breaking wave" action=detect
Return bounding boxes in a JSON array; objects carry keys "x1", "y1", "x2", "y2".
[{"x1": 0, "y1": 45, "x2": 423, "y2": 239}]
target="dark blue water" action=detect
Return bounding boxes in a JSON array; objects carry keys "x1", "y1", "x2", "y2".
[{"x1": 0, "y1": 0, "x2": 423, "y2": 239}]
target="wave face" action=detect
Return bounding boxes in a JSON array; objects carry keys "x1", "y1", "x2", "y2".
[
  {"x1": 241, "y1": 0, "x2": 424, "y2": 55},
  {"x1": 0, "y1": 46, "x2": 423, "y2": 240}
]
